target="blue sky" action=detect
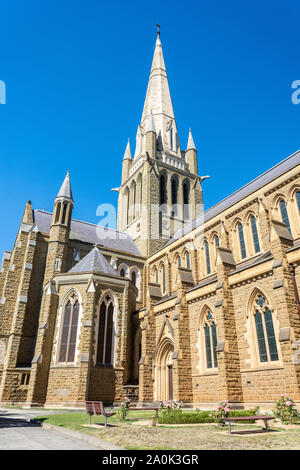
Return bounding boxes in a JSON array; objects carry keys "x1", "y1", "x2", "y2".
[{"x1": 0, "y1": 0, "x2": 300, "y2": 257}]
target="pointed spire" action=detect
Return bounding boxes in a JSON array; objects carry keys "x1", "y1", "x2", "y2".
[
  {"x1": 56, "y1": 170, "x2": 73, "y2": 201},
  {"x1": 139, "y1": 28, "x2": 181, "y2": 158},
  {"x1": 146, "y1": 110, "x2": 156, "y2": 133},
  {"x1": 187, "y1": 128, "x2": 196, "y2": 151},
  {"x1": 123, "y1": 139, "x2": 132, "y2": 160}
]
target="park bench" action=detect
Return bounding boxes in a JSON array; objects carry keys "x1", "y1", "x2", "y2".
[
  {"x1": 125, "y1": 407, "x2": 160, "y2": 426},
  {"x1": 85, "y1": 401, "x2": 116, "y2": 427},
  {"x1": 221, "y1": 415, "x2": 275, "y2": 435}
]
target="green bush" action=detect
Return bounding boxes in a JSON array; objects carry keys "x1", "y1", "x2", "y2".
[{"x1": 158, "y1": 408, "x2": 257, "y2": 425}]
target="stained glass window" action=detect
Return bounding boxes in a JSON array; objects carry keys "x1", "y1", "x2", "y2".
[
  {"x1": 185, "y1": 251, "x2": 190, "y2": 269},
  {"x1": 250, "y1": 216, "x2": 260, "y2": 253},
  {"x1": 204, "y1": 241, "x2": 211, "y2": 274},
  {"x1": 279, "y1": 199, "x2": 291, "y2": 234},
  {"x1": 254, "y1": 293, "x2": 279, "y2": 363},
  {"x1": 203, "y1": 311, "x2": 218, "y2": 369},
  {"x1": 97, "y1": 297, "x2": 114, "y2": 365},
  {"x1": 238, "y1": 223, "x2": 247, "y2": 259},
  {"x1": 59, "y1": 295, "x2": 79, "y2": 363},
  {"x1": 296, "y1": 191, "x2": 300, "y2": 213}
]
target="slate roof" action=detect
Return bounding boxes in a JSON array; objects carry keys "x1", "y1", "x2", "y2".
[
  {"x1": 33, "y1": 210, "x2": 141, "y2": 256},
  {"x1": 166, "y1": 149, "x2": 300, "y2": 246},
  {"x1": 68, "y1": 247, "x2": 118, "y2": 275}
]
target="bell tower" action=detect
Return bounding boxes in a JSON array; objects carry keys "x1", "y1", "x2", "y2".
[{"x1": 117, "y1": 28, "x2": 203, "y2": 257}]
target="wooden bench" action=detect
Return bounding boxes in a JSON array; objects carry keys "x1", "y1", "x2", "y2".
[
  {"x1": 125, "y1": 407, "x2": 159, "y2": 426},
  {"x1": 221, "y1": 415, "x2": 275, "y2": 435},
  {"x1": 85, "y1": 401, "x2": 116, "y2": 427}
]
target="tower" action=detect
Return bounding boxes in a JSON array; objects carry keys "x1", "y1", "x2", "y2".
[
  {"x1": 26, "y1": 171, "x2": 73, "y2": 406},
  {"x1": 117, "y1": 29, "x2": 203, "y2": 257}
]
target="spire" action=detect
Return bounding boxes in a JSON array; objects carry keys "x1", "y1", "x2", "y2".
[
  {"x1": 187, "y1": 128, "x2": 196, "y2": 151},
  {"x1": 56, "y1": 170, "x2": 73, "y2": 201},
  {"x1": 138, "y1": 27, "x2": 181, "y2": 158},
  {"x1": 123, "y1": 139, "x2": 132, "y2": 160},
  {"x1": 146, "y1": 110, "x2": 156, "y2": 133}
]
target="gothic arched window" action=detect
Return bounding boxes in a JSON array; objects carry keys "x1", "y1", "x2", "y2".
[
  {"x1": 204, "y1": 240, "x2": 211, "y2": 274},
  {"x1": 185, "y1": 251, "x2": 190, "y2": 269},
  {"x1": 55, "y1": 202, "x2": 61, "y2": 224},
  {"x1": 279, "y1": 199, "x2": 291, "y2": 234},
  {"x1": 160, "y1": 174, "x2": 167, "y2": 206},
  {"x1": 154, "y1": 267, "x2": 158, "y2": 284},
  {"x1": 253, "y1": 293, "x2": 279, "y2": 363},
  {"x1": 237, "y1": 222, "x2": 247, "y2": 259},
  {"x1": 131, "y1": 270, "x2": 137, "y2": 286},
  {"x1": 183, "y1": 182, "x2": 190, "y2": 219},
  {"x1": 120, "y1": 268, "x2": 125, "y2": 277},
  {"x1": 203, "y1": 311, "x2": 218, "y2": 369},
  {"x1": 96, "y1": 296, "x2": 114, "y2": 365},
  {"x1": 161, "y1": 264, "x2": 166, "y2": 294},
  {"x1": 171, "y1": 178, "x2": 178, "y2": 215},
  {"x1": 58, "y1": 293, "x2": 80, "y2": 363},
  {"x1": 176, "y1": 255, "x2": 181, "y2": 267},
  {"x1": 250, "y1": 215, "x2": 260, "y2": 254},
  {"x1": 296, "y1": 191, "x2": 300, "y2": 213}
]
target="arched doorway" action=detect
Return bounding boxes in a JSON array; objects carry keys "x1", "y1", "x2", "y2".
[{"x1": 154, "y1": 339, "x2": 174, "y2": 401}]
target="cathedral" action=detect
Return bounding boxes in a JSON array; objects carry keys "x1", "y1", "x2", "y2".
[{"x1": 0, "y1": 30, "x2": 300, "y2": 410}]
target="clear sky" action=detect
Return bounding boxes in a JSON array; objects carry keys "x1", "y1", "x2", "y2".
[{"x1": 0, "y1": 0, "x2": 300, "y2": 257}]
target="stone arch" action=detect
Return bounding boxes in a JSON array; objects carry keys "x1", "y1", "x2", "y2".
[
  {"x1": 132, "y1": 327, "x2": 142, "y2": 382},
  {"x1": 130, "y1": 265, "x2": 141, "y2": 300},
  {"x1": 153, "y1": 337, "x2": 175, "y2": 401},
  {"x1": 55, "y1": 288, "x2": 83, "y2": 366},
  {"x1": 245, "y1": 286, "x2": 281, "y2": 369},
  {"x1": 118, "y1": 263, "x2": 130, "y2": 278},
  {"x1": 93, "y1": 289, "x2": 120, "y2": 367}
]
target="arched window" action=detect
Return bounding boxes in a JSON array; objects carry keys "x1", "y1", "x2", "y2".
[
  {"x1": 237, "y1": 223, "x2": 247, "y2": 259},
  {"x1": 185, "y1": 251, "x2": 190, "y2": 269},
  {"x1": 250, "y1": 215, "x2": 260, "y2": 254},
  {"x1": 160, "y1": 174, "x2": 167, "y2": 206},
  {"x1": 203, "y1": 311, "x2": 218, "y2": 369},
  {"x1": 58, "y1": 293, "x2": 80, "y2": 363},
  {"x1": 176, "y1": 255, "x2": 181, "y2": 267},
  {"x1": 96, "y1": 296, "x2": 114, "y2": 365},
  {"x1": 161, "y1": 264, "x2": 166, "y2": 294},
  {"x1": 279, "y1": 199, "x2": 291, "y2": 234},
  {"x1": 154, "y1": 268, "x2": 158, "y2": 284},
  {"x1": 120, "y1": 268, "x2": 125, "y2": 277},
  {"x1": 62, "y1": 203, "x2": 68, "y2": 225},
  {"x1": 204, "y1": 240, "x2": 211, "y2": 274},
  {"x1": 183, "y1": 182, "x2": 190, "y2": 219},
  {"x1": 171, "y1": 178, "x2": 178, "y2": 215},
  {"x1": 131, "y1": 270, "x2": 137, "y2": 286},
  {"x1": 253, "y1": 293, "x2": 279, "y2": 363},
  {"x1": 55, "y1": 202, "x2": 61, "y2": 224},
  {"x1": 296, "y1": 191, "x2": 300, "y2": 213},
  {"x1": 214, "y1": 235, "x2": 219, "y2": 248}
]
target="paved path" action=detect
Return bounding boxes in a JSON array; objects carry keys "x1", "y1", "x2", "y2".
[{"x1": 0, "y1": 408, "x2": 100, "y2": 450}]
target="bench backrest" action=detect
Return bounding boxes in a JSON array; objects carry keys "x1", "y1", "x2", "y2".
[
  {"x1": 85, "y1": 401, "x2": 94, "y2": 414},
  {"x1": 92, "y1": 401, "x2": 104, "y2": 415}
]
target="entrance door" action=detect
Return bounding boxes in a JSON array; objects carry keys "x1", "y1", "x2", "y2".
[{"x1": 168, "y1": 366, "x2": 173, "y2": 400}]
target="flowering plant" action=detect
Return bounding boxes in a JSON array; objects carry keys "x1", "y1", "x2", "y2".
[
  {"x1": 160, "y1": 399, "x2": 183, "y2": 413},
  {"x1": 119, "y1": 397, "x2": 131, "y2": 420},
  {"x1": 209, "y1": 401, "x2": 231, "y2": 425},
  {"x1": 273, "y1": 395, "x2": 300, "y2": 424}
]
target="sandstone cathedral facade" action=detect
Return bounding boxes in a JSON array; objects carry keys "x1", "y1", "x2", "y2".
[{"x1": 0, "y1": 31, "x2": 300, "y2": 410}]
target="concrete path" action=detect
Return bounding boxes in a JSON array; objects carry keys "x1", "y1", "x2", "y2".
[{"x1": 0, "y1": 408, "x2": 110, "y2": 450}]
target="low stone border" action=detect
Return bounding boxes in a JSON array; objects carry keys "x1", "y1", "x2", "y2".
[{"x1": 38, "y1": 421, "x2": 123, "y2": 450}]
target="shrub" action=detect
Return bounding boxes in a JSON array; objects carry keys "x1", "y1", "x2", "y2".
[
  {"x1": 119, "y1": 397, "x2": 131, "y2": 420},
  {"x1": 273, "y1": 395, "x2": 300, "y2": 424},
  {"x1": 158, "y1": 408, "x2": 257, "y2": 425},
  {"x1": 209, "y1": 401, "x2": 231, "y2": 425}
]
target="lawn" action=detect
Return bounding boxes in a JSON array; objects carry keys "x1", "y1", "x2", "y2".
[{"x1": 35, "y1": 410, "x2": 300, "y2": 450}]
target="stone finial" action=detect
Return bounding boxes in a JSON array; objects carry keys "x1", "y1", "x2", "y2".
[
  {"x1": 186, "y1": 128, "x2": 196, "y2": 151},
  {"x1": 123, "y1": 139, "x2": 132, "y2": 160}
]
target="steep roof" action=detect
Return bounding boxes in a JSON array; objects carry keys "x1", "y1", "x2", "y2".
[
  {"x1": 68, "y1": 247, "x2": 117, "y2": 275},
  {"x1": 56, "y1": 171, "x2": 73, "y2": 201},
  {"x1": 166, "y1": 149, "x2": 300, "y2": 246},
  {"x1": 33, "y1": 210, "x2": 141, "y2": 256}
]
